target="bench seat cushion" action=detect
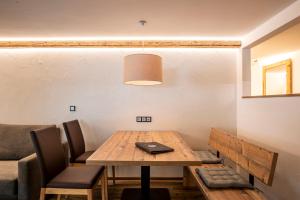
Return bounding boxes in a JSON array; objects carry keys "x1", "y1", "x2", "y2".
[
  {"x1": 196, "y1": 167, "x2": 253, "y2": 189},
  {"x1": 0, "y1": 161, "x2": 18, "y2": 196},
  {"x1": 195, "y1": 151, "x2": 222, "y2": 164}
]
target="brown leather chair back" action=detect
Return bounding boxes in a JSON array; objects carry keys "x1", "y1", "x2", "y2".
[
  {"x1": 63, "y1": 120, "x2": 85, "y2": 163},
  {"x1": 30, "y1": 127, "x2": 67, "y2": 187}
]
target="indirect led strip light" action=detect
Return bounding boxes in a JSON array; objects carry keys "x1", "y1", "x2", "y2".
[{"x1": 0, "y1": 37, "x2": 241, "y2": 48}]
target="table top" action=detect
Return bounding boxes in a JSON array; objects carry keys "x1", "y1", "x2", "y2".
[{"x1": 87, "y1": 131, "x2": 202, "y2": 166}]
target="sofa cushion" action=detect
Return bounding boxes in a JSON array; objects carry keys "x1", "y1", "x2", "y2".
[
  {"x1": 0, "y1": 124, "x2": 53, "y2": 160},
  {"x1": 195, "y1": 150, "x2": 222, "y2": 164},
  {"x1": 0, "y1": 161, "x2": 18, "y2": 196},
  {"x1": 196, "y1": 167, "x2": 253, "y2": 189}
]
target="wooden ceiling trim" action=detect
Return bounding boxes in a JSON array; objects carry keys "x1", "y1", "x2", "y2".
[{"x1": 0, "y1": 40, "x2": 241, "y2": 48}]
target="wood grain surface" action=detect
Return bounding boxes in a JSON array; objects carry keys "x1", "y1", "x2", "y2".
[
  {"x1": 87, "y1": 131, "x2": 202, "y2": 166},
  {"x1": 0, "y1": 40, "x2": 241, "y2": 48}
]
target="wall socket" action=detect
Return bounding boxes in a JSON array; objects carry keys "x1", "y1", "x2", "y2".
[{"x1": 136, "y1": 116, "x2": 152, "y2": 123}]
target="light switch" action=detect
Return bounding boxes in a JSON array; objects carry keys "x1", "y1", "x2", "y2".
[{"x1": 70, "y1": 105, "x2": 76, "y2": 112}]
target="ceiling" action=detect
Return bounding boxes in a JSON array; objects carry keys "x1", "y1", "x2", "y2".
[
  {"x1": 0, "y1": 0, "x2": 295, "y2": 39},
  {"x1": 252, "y1": 20, "x2": 300, "y2": 59}
]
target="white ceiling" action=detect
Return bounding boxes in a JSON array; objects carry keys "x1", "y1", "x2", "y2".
[{"x1": 0, "y1": 0, "x2": 295, "y2": 39}]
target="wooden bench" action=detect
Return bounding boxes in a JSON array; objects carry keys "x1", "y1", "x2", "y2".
[{"x1": 184, "y1": 128, "x2": 278, "y2": 200}]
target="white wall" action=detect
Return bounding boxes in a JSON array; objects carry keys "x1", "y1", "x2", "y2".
[
  {"x1": 251, "y1": 50, "x2": 300, "y2": 95},
  {"x1": 238, "y1": 1, "x2": 300, "y2": 199},
  {"x1": 0, "y1": 48, "x2": 237, "y2": 176},
  {"x1": 236, "y1": 94, "x2": 300, "y2": 199}
]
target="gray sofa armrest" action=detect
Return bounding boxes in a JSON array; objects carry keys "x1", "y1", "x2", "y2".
[{"x1": 18, "y1": 154, "x2": 41, "y2": 200}]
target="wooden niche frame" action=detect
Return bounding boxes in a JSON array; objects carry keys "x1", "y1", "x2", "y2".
[{"x1": 262, "y1": 59, "x2": 292, "y2": 95}]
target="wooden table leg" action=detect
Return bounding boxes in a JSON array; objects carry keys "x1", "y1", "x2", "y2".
[{"x1": 121, "y1": 166, "x2": 170, "y2": 200}]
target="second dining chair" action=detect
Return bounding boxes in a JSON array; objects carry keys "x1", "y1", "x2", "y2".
[
  {"x1": 30, "y1": 126, "x2": 107, "y2": 200},
  {"x1": 63, "y1": 120, "x2": 116, "y2": 184}
]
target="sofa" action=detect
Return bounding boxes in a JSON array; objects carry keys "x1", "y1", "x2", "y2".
[{"x1": 0, "y1": 124, "x2": 53, "y2": 200}]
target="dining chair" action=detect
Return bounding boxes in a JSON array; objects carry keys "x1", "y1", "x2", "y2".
[
  {"x1": 30, "y1": 126, "x2": 107, "y2": 200},
  {"x1": 63, "y1": 120, "x2": 116, "y2": 184}
]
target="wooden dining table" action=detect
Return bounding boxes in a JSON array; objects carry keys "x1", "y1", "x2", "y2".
[{"x1": 87, "y1": 131, "x2": 202, "y2": 200}]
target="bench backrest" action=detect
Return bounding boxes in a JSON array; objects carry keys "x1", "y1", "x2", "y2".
[{"x1": 209, "y1": 128, "x2": 278, "y2": 186}]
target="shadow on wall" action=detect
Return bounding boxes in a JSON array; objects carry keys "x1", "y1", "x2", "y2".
[
  {"x1": 180, "y1": 131, "x2": 210, "y2": 150},
  {"x1": 260, "y1": 149, "x2": 300, "y2": 200},
  {"x1": 238, "y1": 135, "x2": 300, "y2": 200},
  {"x1": 185, "y1": 63, "x2": 236, "y2": 86},
  {"x1": 162, "y1": 67, "x2": 179, "y2": 87},
  {"x1": 78, "y1": 120, "x2": 101, "y2": 150}
]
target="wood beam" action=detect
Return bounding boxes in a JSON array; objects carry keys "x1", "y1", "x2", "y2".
[{"x1": 0, "y1": 40, "x2": 241, "y2": 48}]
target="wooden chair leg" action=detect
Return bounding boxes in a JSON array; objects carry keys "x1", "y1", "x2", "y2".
[
  {"x1": 101, "y1": 168, "x2": 108, "y2": 200},
  {"x1": 87, "y1": 189, "x2": 93, "y2": 200},
  {"x1": 105, "y1": 167, "x2": 109, "y2": 199},
  {"x1": 40, "y1": 188, "x2": 46, "y2": 200},
  {"x1": 112, "y1": 166, "x2": 116, "y2": 185}
]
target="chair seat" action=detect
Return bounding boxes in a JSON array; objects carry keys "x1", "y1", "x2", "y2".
[
  {"x1": 74, "y1": 151, "x2": 94, "y2": 163},
  {"x1": 47, "y1": 165, "x2": 104, "y2": 189},
  {"x1": 0, "y1": 161, "x2": 18, "y2": 196}
]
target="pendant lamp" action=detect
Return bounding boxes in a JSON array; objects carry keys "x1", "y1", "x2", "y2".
[
  {"x1": 124, "y1": 53, "x2": 162, "y2": 85},
  {"x1": 123, "y1": 20, "x2": 163, "y2": 86}
]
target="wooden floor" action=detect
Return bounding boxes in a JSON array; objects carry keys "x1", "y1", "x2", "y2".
[{"x1": 48, "y1": 180, "x2": 203, "y2": 200}]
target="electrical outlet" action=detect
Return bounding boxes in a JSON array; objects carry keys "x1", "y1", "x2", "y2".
[
  {"x1": 136, "y1": 116, "x2": 142, "y2": 122},
  {"x1": 141, "y1": 116, "x2": 147, "y2": 122},
  {"x1": 136, "y1": 116, "x2": 152, "y2": 123},
  {"x1": 146, "y1": 116, "x2": 152, "y2": 122}
]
